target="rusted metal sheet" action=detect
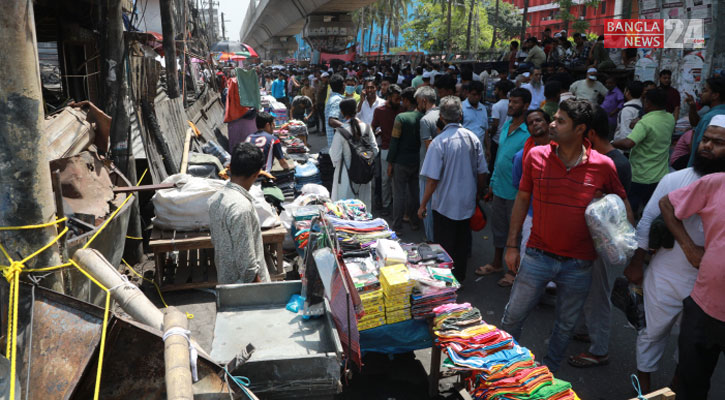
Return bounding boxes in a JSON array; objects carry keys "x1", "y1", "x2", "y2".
[
  {"x1": 49, "y1": 152, "x2": 118, "y2": 221},
  {"x1": 2, "y1": 283, "x2": 105, "y2": 400},
  {"x1": 2, "y1": 284, "x2": 234, "y2": 400},
  {"x1": 44, "y1": 107, "x2": 95, "y2": 161}
]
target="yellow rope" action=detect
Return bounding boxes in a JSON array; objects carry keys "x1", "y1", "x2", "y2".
[
  {"x1": 121, "y1": 259, "x2": 193, "y2": 319},
  {"x1": 125, "y1": 235, "x2": 143, "y2": 240},
  {"x1": 0, "y1": 168, "x2": 151, "y2": 399}
]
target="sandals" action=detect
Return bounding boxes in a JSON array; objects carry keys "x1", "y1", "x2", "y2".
[
  {"x1": 497, "y1": 272, "x2": 516, "y2": 287},
  {"x1": 474, "y1": 264, "x2": 504, "y2": 276},
  {"x1": 567, "y1": 352, "x2": 610, "y2": 368}
]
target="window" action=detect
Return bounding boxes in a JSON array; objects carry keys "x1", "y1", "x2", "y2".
[{"x1": 601, "y1": 1, "x2": 606, "y2": 14}]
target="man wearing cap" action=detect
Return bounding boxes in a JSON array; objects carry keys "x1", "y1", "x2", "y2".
[
  {"x1": 658, "y1": 119, "x2": 725, "y2": 398},
  {"x1": 622, "y1": 114, "x2": 725, "y2": 394},
  {"x1": 570, "y1": 68, "x2": 607, "y2": 104},
  {"x1": 688, "y1": 76, "x2": 725, "y2": 167},
  {"x1": 613, "y1": 88, "x2": 675, "y2": 215}
]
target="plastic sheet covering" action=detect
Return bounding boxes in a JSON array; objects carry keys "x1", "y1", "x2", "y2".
[
  {"x1": 359, "y1": 318, "x2": 432, "y2": 354},
  {"x1": 584, "y1": 194, "x2": 637, "y2": 265}
]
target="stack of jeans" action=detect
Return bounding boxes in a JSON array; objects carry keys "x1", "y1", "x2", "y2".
[{"x1": 294, "y1": 163, "x2": 322, "y2": 193}]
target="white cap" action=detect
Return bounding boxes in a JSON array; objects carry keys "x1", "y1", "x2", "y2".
[
  {"x1": 449, "y1": 65, "x2": 456, "y2": 70},
  {"x1": 587, "y1": 67, "x2": 597, "y2": 74},
  {"x1": 320, "y1": 72, "x2": 329, "y2": 78},
  {"x1": 560, "y1": 29, "x2": 567, "y2": 34},
  {"x1": 522, "y1": 72, "x2": 531, "y2": 78},
  {"x1": 422, "y1": 71, "x2": 432, "y2": 79},
  {"x1": 708, "y1": 114, "x2": 725, "y2": 128},
  {"x1": 554, "y1": 33, "x2": 562, "y2": 38}
]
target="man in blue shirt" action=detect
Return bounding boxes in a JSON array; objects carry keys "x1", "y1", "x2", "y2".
[
  {"x1": 270, "y1": 73, "x2": 287, "y2": 107},
  {"x1": 461, "y1": 81, "x2": 488, "y2": 143},
  {"x1": 475, "y1": 88, "x2": 531, "y2": 287},
  {"x1": 688, "y1": 76, "x2": 725, "y2": 166},
  {"x1": 418, "y1": 96, "x2": 488, "y2": 284},
  {"x1": 324, "y1": 74, "x2": 346, "y2": 148}
]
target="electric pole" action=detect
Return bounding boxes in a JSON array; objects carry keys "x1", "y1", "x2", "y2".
[
  {"x1": 160, "y1": 0, "x2": 181, "y2": 99},
  {"x1": 221, "y1": 12, "x2": 226, "y2": 41},
  {"x1": 0, "y1": 0, "x2": 63, "y2": 291}
]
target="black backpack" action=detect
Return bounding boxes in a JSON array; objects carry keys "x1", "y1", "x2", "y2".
[{"x1": 336, "y1": 126, "x2": 375, "y2": 186}]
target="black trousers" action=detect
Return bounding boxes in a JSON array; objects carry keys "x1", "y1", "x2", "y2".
[
  {"x1": 677, "y1": 296, "x2": 725, "y2": 400},
  {"x1": 433, "y1": 210, "x2": 471, "y2": 283}
]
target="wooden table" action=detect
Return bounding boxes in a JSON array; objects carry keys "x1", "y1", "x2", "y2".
[{"x1": 149, "y1": 225, "x2": 288, "y2": 291}]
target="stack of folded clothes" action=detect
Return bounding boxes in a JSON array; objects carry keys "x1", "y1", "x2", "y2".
[
  {"x1": 294, "y1": 163, "x2": 322, "y2": 193},
  {"x1": 270, "y1": 168, "x2": 296, "y2": 201},
  {"x1": 327, "y1": 216, "x2": 395, "y2": 256},
  {"x1": 284, "y1": 136, "x2": 308, "y2": 154},
  {"x1": 408, "y1": 265, "x2": 459, "y2": 319},
  {"x1": 326, "y1": 199, "x2": 372, "y2": 221},
  {"x1": 432, "y1": 303, "x2": 580, "y2": 400},
  {"x1": 380, "y1": 264, "x2": 413, "y2": 324},
  {"x1": 401, "y1": 243, "x2": 454, "y2": 268}
]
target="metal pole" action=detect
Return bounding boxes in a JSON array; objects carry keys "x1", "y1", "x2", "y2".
[
  {"x1": 0, "y1": 0, "x2": 63, "y2": 291},
  {"x1": 221, "y1": 11, "x2": 226, "y2": 41},
  {"x1": 160, "y1": 0, "x2": 181, "y2": 99}
]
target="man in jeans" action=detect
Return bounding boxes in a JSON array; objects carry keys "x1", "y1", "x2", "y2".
[
  {"x1": 418, "y1": 96, "x2": 487, "y2": 284},
  {"x1": 501, "y1": 99, "x2": 633, "y2": 372},
  {"x1": 387, "y1": 87, "x2": 423, "y2": 230}
]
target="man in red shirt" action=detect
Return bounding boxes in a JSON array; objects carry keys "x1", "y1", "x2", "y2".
[
  {"x1": 501, "y1": 99, "x2": 633, "y2": 372},
  {"x1": 371, "y1": 85, "x2": 402, "y2": 215}
]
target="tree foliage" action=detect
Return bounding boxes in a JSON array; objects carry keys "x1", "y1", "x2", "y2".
[
  {"x1": 402, "y1": 0, "x2": 499, "y2": 53},
  {"x1": 485, "y1": 0, "x2": 522, "y2": 46},
  {"x1": 555, "y1": 0, "x2": 601, "y2": 33}
]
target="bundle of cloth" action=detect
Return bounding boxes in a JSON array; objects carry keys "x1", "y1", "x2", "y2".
[{"x1": 432, "y1": 303, "x2": 580, "y2": 400}]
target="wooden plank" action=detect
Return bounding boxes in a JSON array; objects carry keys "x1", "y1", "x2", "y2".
[
  {"x1": 180, "y1": 127, "x2": 193, "y2": 174},
  {"x1": 629, "y1": 388, "x2": 676, "y2": 400},
  {"x1": 175, "y1": 251, "x2": 190, "y2": 284},
  {"x1": 191, "y1": 249, "x2": 204, "y2": 283},
  {"x1": 150, "y1": 226, "x2": 286, "y2": 252}
]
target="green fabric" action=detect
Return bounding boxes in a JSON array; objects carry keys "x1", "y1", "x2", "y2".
[
  {"x1": 627, "y1": 109, "x2": 675, "y2": 184},
  {"x1": 235, "y1": 68, "x2": 261, "y2": 109},
  {"x1": 387, "y1": 110, "x2": 423, "y2": 166},
  {"x1": 412, "y1": 75, "x2": 424, "y2": 88},
  {"x1": 489, "y1": 378, "x2": 572, "y2": 400},
  {"x1": 542, "y1": 101, "x2": 558, "y2": 119}
]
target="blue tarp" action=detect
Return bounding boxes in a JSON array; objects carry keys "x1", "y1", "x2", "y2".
[{"x1": 359, "y1": 319, "x2": 432, "y2": 354}]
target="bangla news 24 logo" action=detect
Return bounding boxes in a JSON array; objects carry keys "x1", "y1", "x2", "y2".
[{"x1": 604, "y1": 19, "x2": 705, "y2": 49}]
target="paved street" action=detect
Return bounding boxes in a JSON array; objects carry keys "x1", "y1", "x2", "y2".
[{"x1": 305, "y1": 127, "x2": 725, "y2": 399}]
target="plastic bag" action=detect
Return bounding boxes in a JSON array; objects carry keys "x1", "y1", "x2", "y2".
[{"x1": 584, "y1": 194, "x2": 637, "y2": 265}]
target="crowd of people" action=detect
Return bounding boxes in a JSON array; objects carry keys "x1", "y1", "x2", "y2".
[{"x1": 214, "y1": 37, "x2": 725, "y2": 397}]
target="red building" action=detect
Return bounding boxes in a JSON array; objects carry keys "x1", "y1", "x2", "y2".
[{"x1": 506, "y1": 0, "x2": 631, "y2": 39}]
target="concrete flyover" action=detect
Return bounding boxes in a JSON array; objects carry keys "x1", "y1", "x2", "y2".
[{"x1": 239, "y1": 0, "x2": 376, "y2": 58}]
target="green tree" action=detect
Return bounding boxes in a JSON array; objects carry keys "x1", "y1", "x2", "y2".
[
  {"x1": 486, "y1": 0, "x2": 521, "y2": 48},
  {"x1": 402, "y1": 0, "x2": 493, "y2": 54},
  {"x1": 556, "y1": 0, "x2": 601, "y2": 33}
]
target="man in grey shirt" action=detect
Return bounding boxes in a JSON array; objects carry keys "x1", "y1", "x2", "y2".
[
  {"x1": 208, "y1": 143, "x2": 271, "y2": 284},
  {"x1": 416, "y1": 85, "x2": 439, "y2": 241},
  {"x1": 418, "y1": 96, "x2": 488, "y2": 283}
]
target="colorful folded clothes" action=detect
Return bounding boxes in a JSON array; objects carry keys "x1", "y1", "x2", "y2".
[{"x1": 432, "y1": 303, "x2": 580, "y2": 400}]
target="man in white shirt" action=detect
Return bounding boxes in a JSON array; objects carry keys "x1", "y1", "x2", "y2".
[
  {"x1": 622, "y1": 119, "x2": 725, "y2": 393},
  {"x1": 570, "y1": 67, "x2": 607, "y2": 104},
  {"x1": 486, "y1": 79, "x2": 515, "y2": 172},
  {"x1": 357, "y1": 78, "x2": 385, "y2": 125},
  {"x1": 461, "y1": 80, "x2": 488, "y2": 143},
  {"x1": 521, "y1": 67, "x2": 545, "y2": 109},
  {"x1": 613, "y1": 80, "x2": 644, "y2": 142}
]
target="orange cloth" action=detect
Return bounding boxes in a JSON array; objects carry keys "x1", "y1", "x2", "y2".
[{"x1": 224, "y1": 77, "x2": 250, "y2": 123}]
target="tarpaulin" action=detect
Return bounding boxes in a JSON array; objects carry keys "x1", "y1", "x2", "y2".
[{"x1": 359, "y1": 318, "x2": 432, "y2": 354}]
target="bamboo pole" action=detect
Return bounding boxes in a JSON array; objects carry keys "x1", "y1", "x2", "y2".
[
  {"x1": 164, "y1": 307, "x2": 193, "y2": 400},
  {"x1": 179, "y1": 128, "x2": 193, "y2": 174}
]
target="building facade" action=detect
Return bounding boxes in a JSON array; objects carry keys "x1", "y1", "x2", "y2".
[{"x1": 506, "y1": 0, "x2": 632, "y2": 38}]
